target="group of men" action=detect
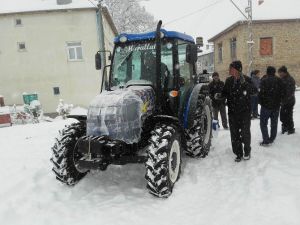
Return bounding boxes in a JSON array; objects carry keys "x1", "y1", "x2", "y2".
[{"x1": 209, "y1": 61, "x2": 296, "y2": 162}]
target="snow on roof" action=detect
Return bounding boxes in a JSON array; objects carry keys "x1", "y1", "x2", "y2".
[{"x1": 0, "y1": 0, "x2": 97, "y2": 15}]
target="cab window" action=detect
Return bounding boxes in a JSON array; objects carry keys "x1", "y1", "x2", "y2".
[{"x1": 177, "y1": 42, "x2": 193, "y2": 84}]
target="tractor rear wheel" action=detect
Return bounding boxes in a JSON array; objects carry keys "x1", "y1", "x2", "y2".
[
  {"x1": 50, "y1": 122, "x2": 88, "y2": 185},
  {"x1": 145, "y1": 124, "x2": 182, "y2": 198},
  {"x1": 186, "y1": 96, "x2": 212, "y2": 158}
]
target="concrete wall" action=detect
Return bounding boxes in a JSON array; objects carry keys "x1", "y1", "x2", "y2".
[
  {"x1": 0, "y1": 9, "x2": 116, "y2": 113},
  {"x1": 212, "y1": 20, "x2": 300, "y2": 84}
]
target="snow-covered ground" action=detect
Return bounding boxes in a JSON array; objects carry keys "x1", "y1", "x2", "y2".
[{"x1": 0, "y1": 93, "x2": 299, "y2": 225}]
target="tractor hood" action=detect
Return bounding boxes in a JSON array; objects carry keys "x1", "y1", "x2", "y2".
[{"x1": 86, "y1": 86, "x2": 155, "y2": 144}]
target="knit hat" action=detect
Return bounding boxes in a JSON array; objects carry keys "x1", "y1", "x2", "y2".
[
  {"x1": 212, "y1": 72, "x2": 219, "y2": 77},
  {"x1": 267, "y1": 66, "x2": 276, "y2": 76},
  {"x1": 278, "y1": 66, "x2": 288, "y2": 73},
  {"x1": 230, "y1": 60, "x2": 243, "y2": 72}
]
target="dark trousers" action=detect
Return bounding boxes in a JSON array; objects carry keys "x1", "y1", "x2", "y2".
[
  {"x1": 260, "y1": 106, "x2": 279, "y2": 143},
  {"x1": 228, "y1": 112, "x2": 251, "y2": 157},
  {"x1": 251, "y1": 95, "x2": 259, "y2": 117},
  {"x1": 212, "y1": 104, "x2": 228, "y2": 128},
  {"x1": 280, "y1": 102, "x2": 295, "y2": 132}
]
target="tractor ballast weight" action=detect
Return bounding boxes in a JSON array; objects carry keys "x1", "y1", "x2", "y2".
[{"x1": 51, "y1": 21, "x2": 212, "y2": 198}]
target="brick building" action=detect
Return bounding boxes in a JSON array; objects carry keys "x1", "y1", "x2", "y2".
[{"x1": 208, "y1": 19, "x2": 300, "y2": 84}]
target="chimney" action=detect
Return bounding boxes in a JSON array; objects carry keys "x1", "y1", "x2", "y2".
[{"x1": 57, "y1": 0, "x2": 72, "y2": 5}]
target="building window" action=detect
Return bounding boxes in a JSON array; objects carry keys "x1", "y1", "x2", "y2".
[
  {"x1": 230, "y1": 37, "x2": 237, "y2": 60},
  {"x1": 217, "y1": 43, "x2": 223, "y2": 63},
  {"x1": 53, "y1": 87, "x2": 60, "y2": 95},
  {"x1": 15, "y1": 18, "x2": 22, "y2": 26},
  {"x1": 260, "y1": 37, "x2": 273, "y2": 56},
  {"x1": 66, "y1": 42, "x2": 83, "y2": 61},
  {"x1": 18, "y1": 42, "x2": 26, "y2": 51}
]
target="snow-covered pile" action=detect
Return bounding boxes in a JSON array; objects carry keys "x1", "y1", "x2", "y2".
[{"x1": 0, "y1": 94, "x2": 299, "y2": 225}]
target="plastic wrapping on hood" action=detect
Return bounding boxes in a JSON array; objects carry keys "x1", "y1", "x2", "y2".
[{"x1": 86, "y1": 87, "x2": 155, "y2": 144}]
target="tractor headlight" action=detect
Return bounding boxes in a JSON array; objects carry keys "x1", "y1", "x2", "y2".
[
  {"x1": 160, "y1": 31, "x2": 165, "y2": 38},
  {"x1": 119, "y1": 36, "x2": 128, "y2": 43}
]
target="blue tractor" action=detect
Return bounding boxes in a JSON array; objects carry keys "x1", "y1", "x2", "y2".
[{"x1": 51, "y1": 21, "x2": 212, "y2": 198}]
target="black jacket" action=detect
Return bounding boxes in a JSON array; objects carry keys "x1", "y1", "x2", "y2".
[
  {"x1": 222, "y1": 75, "x2": 255, "y2": 115},
  {"x1": 281, "y1": 74, "x2": 296, "y2": 106},
  {"x1": 209, "y1": 80, "x2": 225, "y2": 107},
  {"x1": 259, "y1": 74, "x2": 284, "y2": 110}
]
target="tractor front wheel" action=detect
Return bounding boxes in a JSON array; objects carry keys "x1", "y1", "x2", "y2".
[
  {"x1": 145, "y1": 124, "x2": 182, "y2": 198},
  {"x1": 50, "y1": 122, "x2": 88, "y2": 185}
]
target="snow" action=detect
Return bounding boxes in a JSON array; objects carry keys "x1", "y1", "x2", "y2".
[
  {"x1": 0, "y1": 106, "x2": 10, "y2": 114},
  {"x1": 0, "y1": 93, "x2": 299, "y2": 225},
  {"x1": 0, "y1": 0, "x2": 97, "y2": 14},
  {"x1": 69, "y1": 106, "x2": 87, "y2": 116}
]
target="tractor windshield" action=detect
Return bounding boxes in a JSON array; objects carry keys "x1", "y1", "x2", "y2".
[{"x1": 111, "y1": 41, "x2": 173, "y2": 89}]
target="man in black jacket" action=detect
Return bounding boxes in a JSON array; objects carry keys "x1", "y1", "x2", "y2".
[
  {"x1": 278, "y1": 66, "x2": 296, "y2": 134},
  {"x1": 219, "y1": 61, "x2": 255, "y2": 162},
  {"x1": 258, "y1": 66, "x2": 284, "y2": 146},
  {"x1": 209, "y1": 72, "x2": 228, "y2": 129}
]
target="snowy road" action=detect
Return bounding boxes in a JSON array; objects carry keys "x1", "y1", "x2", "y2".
[{"x1": 0, "y1": 93, "x2": 300, "y2": 225}]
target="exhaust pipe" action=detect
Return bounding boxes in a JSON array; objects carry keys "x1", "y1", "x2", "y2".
[{"x1": 155, "y1": 20, "x2": 163, "y2": 112}]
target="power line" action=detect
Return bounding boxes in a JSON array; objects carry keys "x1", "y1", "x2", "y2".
[{"x1": 164, "y1": 0, "x2": 224, "y2": 26}]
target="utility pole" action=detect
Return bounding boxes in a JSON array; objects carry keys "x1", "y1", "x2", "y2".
[
  {"x1": 96, "y1": 0, "x2": 106, "y2": 72},
  {"x1": 246, "y1": 0, "x2": 254, "y2": 76},
  {"x1": 230, "y1": 0, "x2": 253, "y2": 76}
]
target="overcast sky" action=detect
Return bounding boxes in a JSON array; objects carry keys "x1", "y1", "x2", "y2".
[{"x1": 141, "y1": 0, "x2": 300, "y2": 42}]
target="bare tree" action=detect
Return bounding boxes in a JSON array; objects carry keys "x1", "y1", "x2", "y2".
[{"x1": 104, "y1": 0, "x2": 157, "y2": 33}]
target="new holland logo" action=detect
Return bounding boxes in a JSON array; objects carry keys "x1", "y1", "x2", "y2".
[{"x1": 141, "y1": 101, "x2": 149, "y2": 113}]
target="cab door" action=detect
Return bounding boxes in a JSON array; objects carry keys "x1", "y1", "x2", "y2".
[{"x1": 175, "y1": 41, "x2": 197, "y2": 127}]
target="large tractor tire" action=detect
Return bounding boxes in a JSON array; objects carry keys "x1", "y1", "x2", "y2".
[
  {"x1": 186, "y1": 96, "x2": 212, "y2": 158},
  {"x1": 50, "y1": 122, "x2": 88, "y2": 185},
  {"x1": 145, "y1": 124, "x2": 182, "y2": 198}
]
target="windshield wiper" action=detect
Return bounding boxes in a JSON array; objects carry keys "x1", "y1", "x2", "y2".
[{"x1": 117, "y1": 52, "x2": 133, "y2": 69}]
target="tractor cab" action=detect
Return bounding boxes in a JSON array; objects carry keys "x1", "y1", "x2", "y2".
[{"x1": 96, "y1": 25, "x2": 204, "y2": 126}]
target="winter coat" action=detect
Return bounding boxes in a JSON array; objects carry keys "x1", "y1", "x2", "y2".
[
  {"x1": 281, "y1": 74, "x2": 296, "y2": 106},
  {"x1": 208, "y1": 80, "x2": 225, "y2": 108},
  {"x1": 222, "y1": 75, "x2": 255, "y2": 115},
  {"x1": 251, "y1": 74, "x2": 260, "y2": 95},
  {"x1": 258, "y1": 74, "x2": 284, "y2": 110}
]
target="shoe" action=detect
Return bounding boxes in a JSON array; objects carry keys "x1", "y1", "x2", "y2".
[
  {"x1": 268, "y1": 139, "x2": 274, "y2": 144},
  {"x1": 243, "y1": 153, "x2": 251, "y2": 160},
  {"x1": 260, "y1": 141, "x2": 271, "y2": 147},
  {"x1": 235, "y1": 156, "x2": 242, "y2": 162},
  {"x1": 223, "y1": 126, "x2": 229, "y2": 130},
  {"x1": 288, "y1": 129, "x2": 295, "y2": 135},
  {"x1": 282, "y1": 126, "x2": 288, "y2": 134}
]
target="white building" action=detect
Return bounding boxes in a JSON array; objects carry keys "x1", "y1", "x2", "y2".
[
  {"x1": 0, "y1": 0, "x2": 118, "y2": 113},
  {"x1": 197, "y1": 45, "x2": 214, "y2": 74}
]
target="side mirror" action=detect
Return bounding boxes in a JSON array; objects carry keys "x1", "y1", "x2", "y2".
[
  {"x1": 186, "y1": 44, "x2": 198, "y2": 64},
  {"x1": 95, "y1": 51, "x2": 102, "y2": 70}
]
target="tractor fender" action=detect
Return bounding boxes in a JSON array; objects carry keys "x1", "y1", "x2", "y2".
[
  {"x1": 185, "y1": 83, "x2": 210, "y2": 129},
  {"x1": 153, "y1": 115, "x2": 179, "y2": 125}
]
